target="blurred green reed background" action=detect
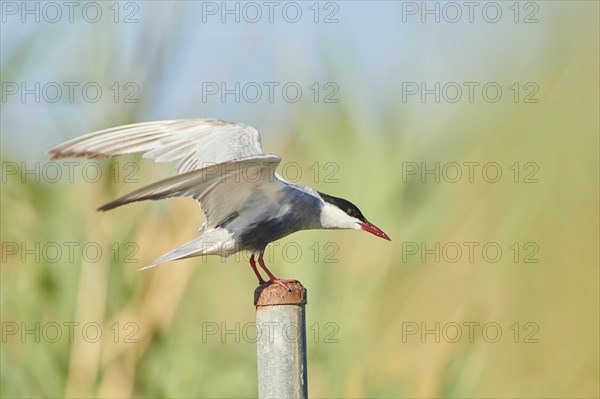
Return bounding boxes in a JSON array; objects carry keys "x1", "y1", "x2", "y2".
[{"x1": 1, "y1": 2, "x2": 598, "y2": 398}]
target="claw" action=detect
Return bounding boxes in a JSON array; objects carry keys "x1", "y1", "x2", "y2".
[{"x1": 257, "y1": 252, "x2": 296, "y2": 291}]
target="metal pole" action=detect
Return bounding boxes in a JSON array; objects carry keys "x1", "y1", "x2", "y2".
[{"x1": 254, "y1": 281, "x2": 308, "y2": 399}]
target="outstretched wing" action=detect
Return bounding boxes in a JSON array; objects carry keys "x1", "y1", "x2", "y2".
[
  {"x1": 48, "y1": 119, "x2": 283, "y2": 229},
  {"x1": 48, "y1": 119, "x2": 264, "y2": 174},
  {"x1": 97, "y1": 155, "x2": 282, "y2": 229}
]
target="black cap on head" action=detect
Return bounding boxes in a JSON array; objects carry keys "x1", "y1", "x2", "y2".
[{"x1": 317, "y1": 191, "x2": 368, "y2": 223}]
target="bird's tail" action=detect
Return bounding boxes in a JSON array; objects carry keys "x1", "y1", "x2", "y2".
[{"x1": 139, "y1": 229, "x2": 234, "y2": 271}]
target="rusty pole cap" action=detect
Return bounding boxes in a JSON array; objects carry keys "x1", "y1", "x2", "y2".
[{"x1": 254, "y1": 281, "x2": 307, "y2": 306}]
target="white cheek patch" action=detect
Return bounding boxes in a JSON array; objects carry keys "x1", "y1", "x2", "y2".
[{"x1": 320, "y1": 203, "x2": 359, "y2": 229}]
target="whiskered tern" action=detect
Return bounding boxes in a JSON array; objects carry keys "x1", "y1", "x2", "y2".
[{"x1": 49, "y1": 119, "x2": 390, "y2": 288}]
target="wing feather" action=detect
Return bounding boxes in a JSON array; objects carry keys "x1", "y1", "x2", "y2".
[
  {"x1": 48, "y1": 119, "x2": 264, "y2": 174},
  {"x1": 49, "y1": 119, "x2": 280, "y2": 229},
  {"x1": 97, "y1": 155, "x2": 282, "y2": 229}
]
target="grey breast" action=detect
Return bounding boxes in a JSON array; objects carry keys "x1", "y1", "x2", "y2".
[{"x1": 235, "y1": 185, "x2": 324, "y2": 252}]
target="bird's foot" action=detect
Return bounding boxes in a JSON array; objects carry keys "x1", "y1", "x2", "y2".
[
  {"x1": 264, "y1": 278, "x2": 298, "y2": 291},
  {"x1": 255, "y1": 253, "x2": 297, "y2": 291}
]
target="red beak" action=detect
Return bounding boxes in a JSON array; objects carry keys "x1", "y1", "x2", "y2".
[{"x1": 359, "y1": 222, "x2": 391, "y2": 241}]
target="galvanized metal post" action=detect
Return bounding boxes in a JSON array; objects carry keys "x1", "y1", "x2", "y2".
[{"x1": 254, "y1": 281, "x2": 308, "y2": 399}]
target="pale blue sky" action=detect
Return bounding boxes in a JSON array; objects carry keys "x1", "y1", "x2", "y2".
[{"x1": 2, "y1": 1, "x2": 559, "y2": 161}]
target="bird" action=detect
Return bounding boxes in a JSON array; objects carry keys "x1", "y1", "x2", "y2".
[{"x1": 48, "y1": 119, "x2": 390, "y2": 288}]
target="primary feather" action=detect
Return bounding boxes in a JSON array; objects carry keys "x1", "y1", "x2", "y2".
[{"x1": 48, "y1": 118, "x2": 264, "y2": 174}]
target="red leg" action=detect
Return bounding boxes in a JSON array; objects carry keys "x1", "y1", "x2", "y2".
[
  {"x1": 257, "y1": 252, "x2": 297, "y2": 290},
  {"x1": 249, "y1": 254, "x2": 266, "y2": 285}
]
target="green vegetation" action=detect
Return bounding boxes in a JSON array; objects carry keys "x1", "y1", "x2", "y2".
[{"x1": 1, "y1": 3, "x2": 598, "y2": 397}]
